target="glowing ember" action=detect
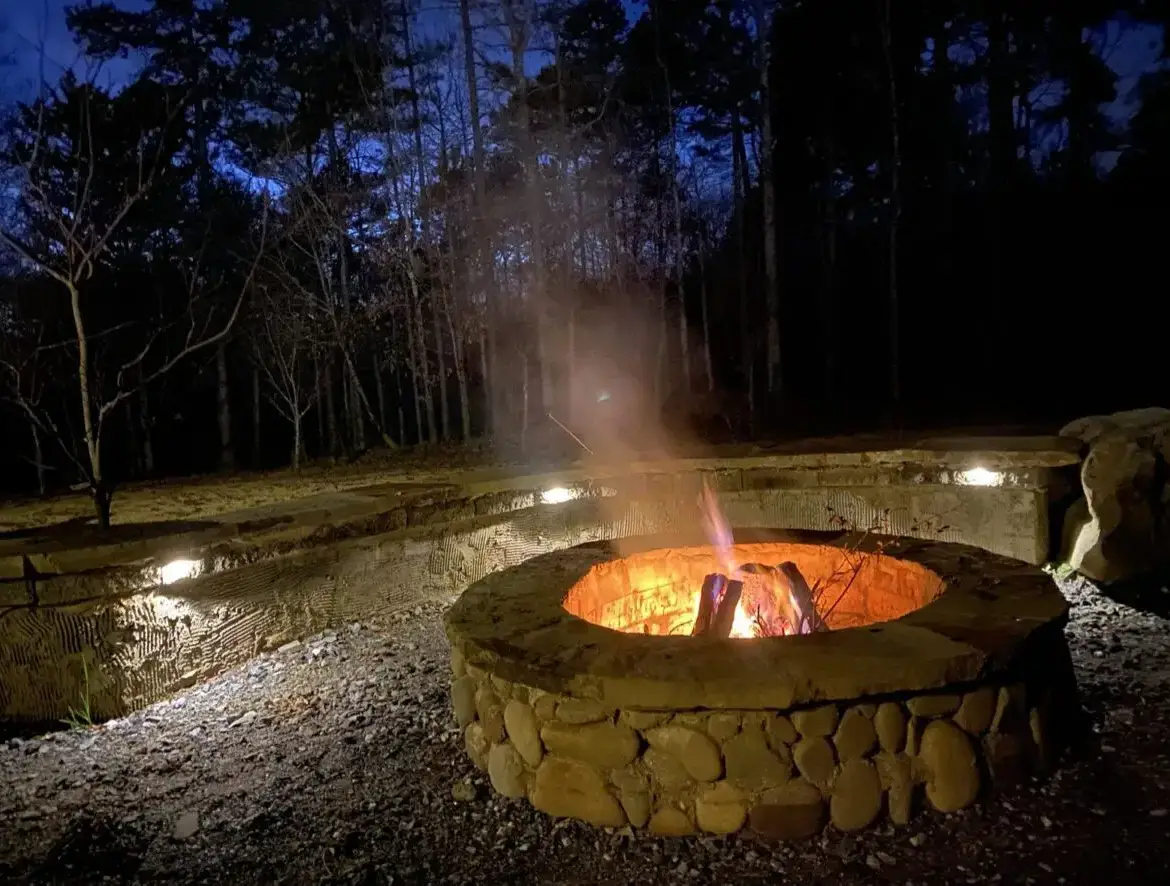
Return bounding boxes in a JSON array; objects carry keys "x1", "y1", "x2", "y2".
[{"x1": 697, "y1": 481, "x2": 824, "y2": 638}]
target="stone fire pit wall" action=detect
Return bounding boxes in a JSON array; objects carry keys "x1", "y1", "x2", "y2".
[{"x1": 445, "y1": 530, "x2": 1079, "y2": 839}]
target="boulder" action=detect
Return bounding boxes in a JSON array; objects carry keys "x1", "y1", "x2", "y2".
[{"x1": 1059, "y1": 407, "x2": 1170, "y2": 583}]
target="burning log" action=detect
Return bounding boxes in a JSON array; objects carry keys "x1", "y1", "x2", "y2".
[
  {"x1": 709, "y1": 579, "x2": 743, "y2": 637},
  {"x1": 691, "y1": 574, "x2": 721, "y2": 635},
  {"x1": 776, "y1": 561, "x2": 828, "y2": 633},
  {"x1": 740, "y1": 561, "x2": 829, "y2": 635},
  {"x1": 691, "y1": 574, "x2": 744, "y2": 638}
]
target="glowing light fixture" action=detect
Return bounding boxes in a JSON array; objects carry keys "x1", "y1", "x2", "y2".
[
  {"x1": 541, "y1": 487, "x2": 574, "y2": 505},
  {"x1": 159, "y1": 558, "x2": 200, "y2": 586},
  {"x1": 958, "y1": 467, "x2": 1003, "y2": 487},
  {"x1": 597, "y1": 390, "x2": 611, "y2": 403}
]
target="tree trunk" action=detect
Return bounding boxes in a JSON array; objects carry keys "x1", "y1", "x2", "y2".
[
  {"x1": 443, "y1": 287, "x2": 472, "y2": 440},
  {"x1": 752, "y1": 0, "x2": 781, "y2": 397},
  {"x1": 431, "y1": 299, "x2": 450, "y2": 441},
  {"x1": 340, "y1": 362, "x2": 353, "y2": 453},
  {"x1": 409, "y1": 267, "x2": 437, "y2": 443},
  {"x1": 292, "y1": 413, "x2": 302, "y2": 471},
  {"x1": 406, "y1": 320, "x2": 423, "y2": 445},
  {"x1": 139, "y1": 383, "x2": 154, "y2": 475},
  {"x1": 821, "y1": 131, "x2": 839, "y2": 403},
  {"x1": 252, "y1": 364, "x2": 262, "y2": 465},
  {"x1": 986, "y1": 4, "x2": 1015, "y2": 397},
  {"x1": 880, "y1": 0, "x2": 902, "y2": 410},
  {"x1": 732, "y1": 117, "x2": 755, "y2": 431},
  {"x1": 395, "y1": 367, "x2": 406, "y2": 447},
  {"x1": 520, "y1": 348, "x2": 530, "y2": 454},
  {"x1": 503, "y1": 0, "x2": 551, "y2": 417},
  {"x1": 216, "y1": 341, "x2": 235, "y2": 470},
  {"x1": 31, "y1": 422, "x2": 45, "y2": 496},
  {"x1": 324, "y1": 358, "x2": 338, "y2": 458},
  {"x1": 373, "y1": 356, "x2": 386, "y2": 436},
  {"x1": 697, "y1": 226, "x2": 715, "y2": 393},
  {"x1": 67, "y1": 278, "x2": 110, "y2": 528},
  {"x1": 460, "y1": 0, "x2": 497, "y2": 440}
]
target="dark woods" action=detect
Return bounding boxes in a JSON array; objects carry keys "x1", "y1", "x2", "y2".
[{"x1": 1, "y1": 0, "x2": 1168, "y2": 521}]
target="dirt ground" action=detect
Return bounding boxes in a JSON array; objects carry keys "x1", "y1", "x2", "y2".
[
  {"x1": 0, "y1": 445, "x2": 529, "y2": 533},
  {"x1": 2, "y1": 573, "x2": 1169, "y2": 886}
]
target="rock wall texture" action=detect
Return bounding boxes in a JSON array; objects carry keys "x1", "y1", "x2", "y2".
[
  {"x1": 451, "y1": 635, "x2": 1078, "y2": 839},
  {"x1": 1060, "y1": 407, "x2": 1170, "y2": 583}
]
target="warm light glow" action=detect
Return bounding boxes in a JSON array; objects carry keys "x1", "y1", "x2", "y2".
[
  {"x1": 541, "y1": 487, "x2": 575, "y2": 505},
  {"x1": 958, "y1": 467, "x2": 1003, "y2": 487},
  {"x1": 159, "y1": 559, "x2": 200, "y2": 586},
  {"x1": 697, "y1": 481, "x2": 813, "y2": 637},
  {"x1": 562, "y1": 541, "x2": 943, "y2": 638},
  {"x1": 150, "y1": 593, "x2": 192, "y2": 621}
]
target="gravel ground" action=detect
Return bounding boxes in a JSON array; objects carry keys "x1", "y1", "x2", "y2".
[{"x1": 2, "y1": 573, "x2": 1169, "y2": 886}]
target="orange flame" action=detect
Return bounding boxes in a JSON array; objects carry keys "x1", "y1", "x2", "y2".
[{"x1": 696, "y1": 480, "x2": 814, "y2": 638}]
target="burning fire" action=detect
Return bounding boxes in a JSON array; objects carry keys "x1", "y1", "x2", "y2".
[{"x1": 697, "y1": 481, "x2": 821, "y2": 639}]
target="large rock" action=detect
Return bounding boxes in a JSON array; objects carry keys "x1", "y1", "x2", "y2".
[{"x1": 1060, "y1": 407, "x2": 1170, "y2": 583}]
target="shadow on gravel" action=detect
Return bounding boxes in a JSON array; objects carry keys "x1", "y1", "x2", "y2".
[
  {"x1": 1096, "y1": 569, "x2": 1170, "y2": 619},
  {"x1": 20, "y1": 814, "x2": 147, "y2": 884}
]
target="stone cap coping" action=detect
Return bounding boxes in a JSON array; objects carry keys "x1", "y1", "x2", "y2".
[
  {"x1": 0, "y1": 438, "x2": 1080, "y2": 581},
  {"x1": 445, "y1": 528, "x2": 1070, "y2": 711}
]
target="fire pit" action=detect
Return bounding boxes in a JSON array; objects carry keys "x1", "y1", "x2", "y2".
[{"x1": 445, "y1": 510, "x2": 1077, "y2": 839}]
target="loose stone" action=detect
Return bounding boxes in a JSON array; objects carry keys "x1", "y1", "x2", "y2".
[
  {"x1": 464, "y1": 722, "x2": 489, "y2": 771},
  {"x1": 531, "y1": 691, "x2": 559, "y2": 723},
  {"x1": 643, "y1": 747, "x2": 694, "y2": 791},
  {"x1": 488, "y1": 741, "x2": 527, "y2": 799},
  {"x1": 539, "y1": 721, "x2": 639, "y2": 769},
  {"x1": 766, "y1": 714, "x2": 798, "y2": 748},
  {"x1": 648, "y1": 807, "x2": 695, "y2": 836},
  {"x1": 833, "y1": 707, "x2": 877, "y2": 760},
  {"x1": 695, "y1": 782, "x2": 747, "y2": 835},
  {"x1": 532, "y1": 756, "x2": 625, "y2": 827},
  {"x1": 919, "y1": 719, "x2": 980, "y2": 812},
  {"x1": 645, "y1": 725, "x2": 723, "y2": 782},
  {"x1": 707, "y1": 713, "x2": 742, "y2": 741},
  {"x1": 905, "y1": 716, "x2": 925, "y2": 756},
  {"x1": 749, "y1": 780, "x2": 826, "y2": 841},
  {"x1": 906, "y1": 694, "x2": 961, "y2": 717},
  {"x1": 620, "y1": 791, "x2": 651, "y2": 828},
  {"x1": 990, "y1": 684, "x2": 1028, "y2": 733},
  {"x1": 451, "y1": 676, "x2": 478, "y2": 728},
  {"x1": 474, "y1": 688, "x2": 506, "y2": 743},
  {"x1": 556, "y1": 698, "x2": 611, "y2": 725},
  {"x1": 792, "y1": 705, "x2": 839, "y2": 737},
  {"x1": 620, "y1": 710, "x2": 670, "y2": 731},
  {"x1": 609, "y1": 765, "x2": 649, "y2": 794},
  {"x1": 792, "y1": 736, "x2": 836, "y2": 787},
  {"x1": 503, "y1": 700, "x2": 543, "y2": 767},
  {"x1": 724, "y1": 727, "x2": 792, "y2": 790},
  {"x1": 874, "y1": 751, "x2": 915, "y2": 825},
  {"x1": 874, "y1": 702, "x2": 906, "y2": 753},
  {"x1": 450, "y1": 647, "x2": 466, "y2": 679},
  {"x1": 983, "y1": 732, "x2": 1031, "y2": 788},
  {"x1": 1030, "y1": 706, "x2": 1053, "y2": 772},
  {"x1": 830, "y1": 759, "x2": 882, "y2": 832},
  {"x1": 953, "y1": 687, "x2": 997, "y2": 734}
]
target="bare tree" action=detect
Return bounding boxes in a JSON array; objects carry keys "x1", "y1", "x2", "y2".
[
  {"x1": 249, "y1": 281, "x2": 322, "y2": 469},
  {"x1": 0, "y1": 83, "x2": 269, "y2": 526}
]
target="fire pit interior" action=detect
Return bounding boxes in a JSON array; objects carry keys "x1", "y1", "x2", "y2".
[
  {"x1": 446, "y1": 507, "x2": 1079, "y2": 840},
  {"x1": 563, "y1": 541, "x2": 944, "y2": 639}
]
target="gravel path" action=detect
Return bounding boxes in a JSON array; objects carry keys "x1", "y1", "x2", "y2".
[{"x1": 3, "y1": 574, "x2": 1169, "y2": 886}]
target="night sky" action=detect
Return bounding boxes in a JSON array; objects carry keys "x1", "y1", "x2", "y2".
[{"x1": 0, "y1": 2, "x2": 1163, "y2": 120}]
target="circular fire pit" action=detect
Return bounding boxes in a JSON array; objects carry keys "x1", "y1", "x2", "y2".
[{"x1": 444, "y1": 529, "x2": 1077, "y2": 839}]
